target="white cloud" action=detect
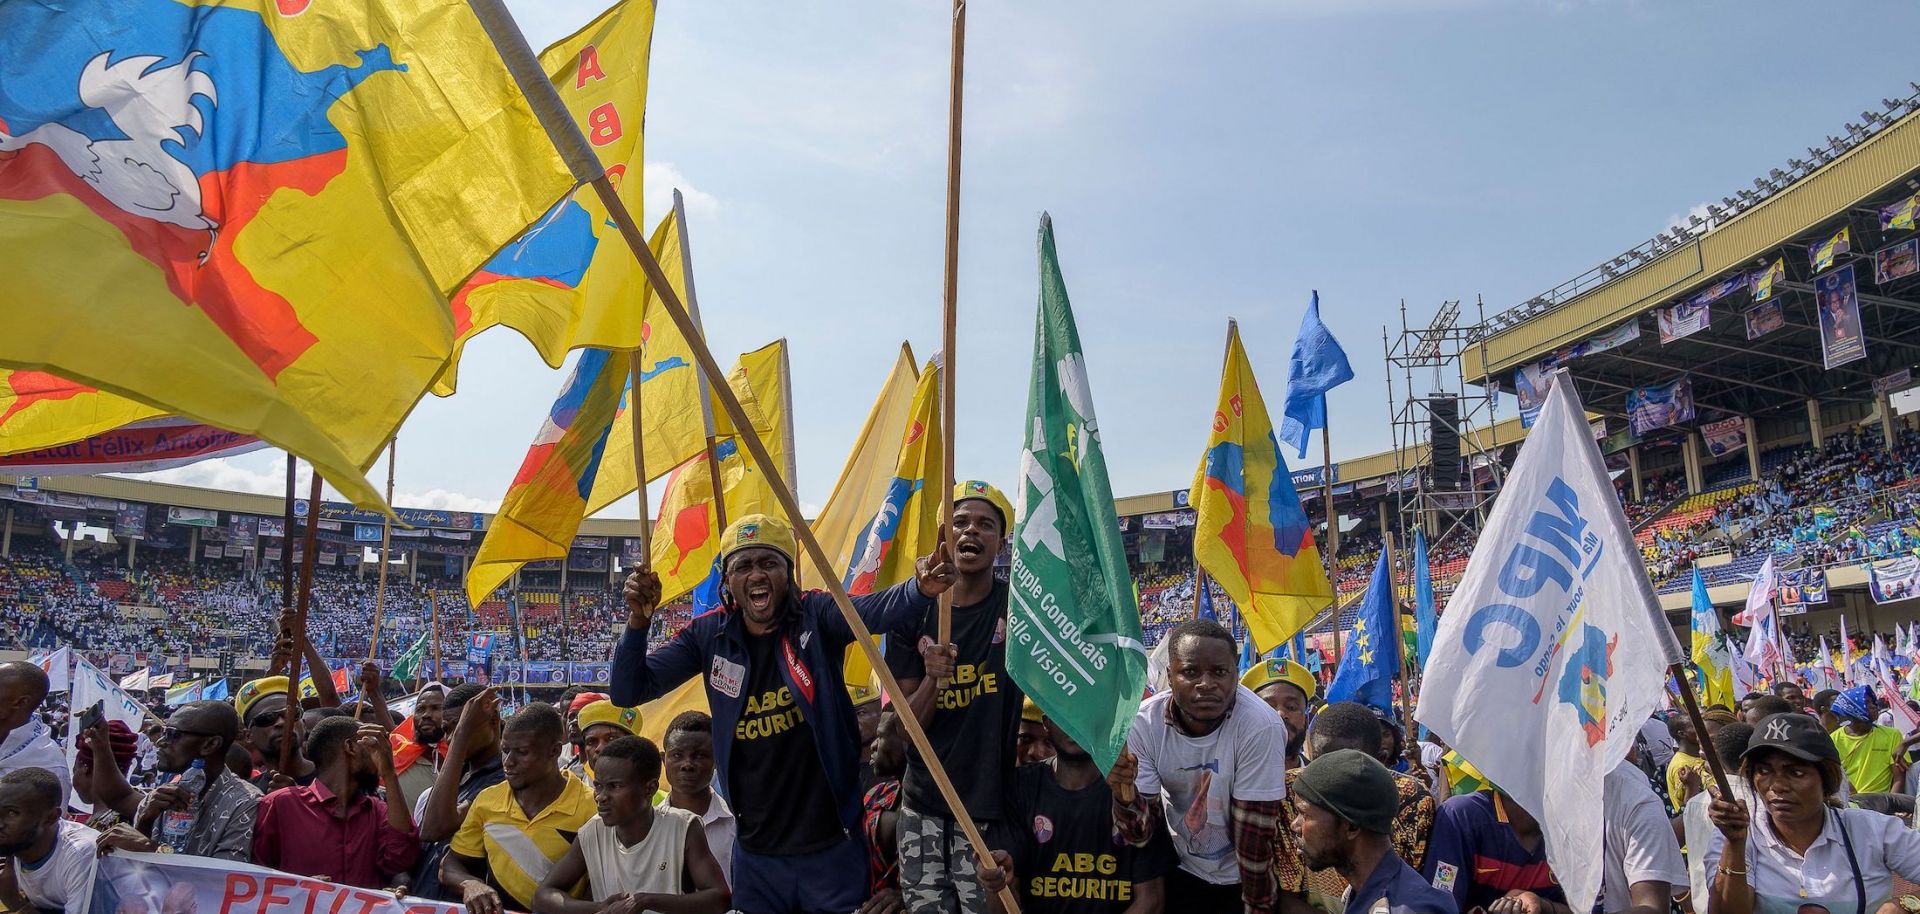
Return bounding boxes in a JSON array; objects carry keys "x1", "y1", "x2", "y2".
[
  {"x1": 1662, "y1": 201, "x2": 1713, "y2": 237},
  {"x1": 116, "y1": 458, "x2": 497, "y2": 514},
  {"x1": 642, "y1": 162, "x2": 719, "y2": 228}
]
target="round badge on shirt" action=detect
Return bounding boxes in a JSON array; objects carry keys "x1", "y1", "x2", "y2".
[{"x1": 1033, "y1": 815, "x2": 1054, "y2": 842}]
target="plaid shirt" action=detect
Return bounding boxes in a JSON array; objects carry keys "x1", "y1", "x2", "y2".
[
  {"x1": 861, "y1": 779, "x2": 902, "y2": 896},
  {"x1": 1275, "y1": 767, "x2": 1436, "y2": 912}
]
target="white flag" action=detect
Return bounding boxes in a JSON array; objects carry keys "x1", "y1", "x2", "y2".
[
  {"x1": 1737, "y1": 555, "x2": 1775, "y2": 625},
  {"x1": 29, "y1": 647, "x2": 70, "y2": 694},
  {"x1": 67, "y1": 656, "x2": 149, "y2": 813},
  {"x1": 1415, "y1": 371, "x2": 1681, "y2": 914},
  {"x1": 119, "y1": 669, "x2": 150, "y2": 692}
]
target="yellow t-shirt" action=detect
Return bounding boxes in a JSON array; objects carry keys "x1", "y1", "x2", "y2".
[
  {"x1": 451, "y1": 772, "x2": 598, "y2": 909},
  {"x1": 1831, "y1": 724, "x2": 1903, "y2": 794},
  {"x1": 1666, "y1": 751, "x2": 1710, "y2": 803}
]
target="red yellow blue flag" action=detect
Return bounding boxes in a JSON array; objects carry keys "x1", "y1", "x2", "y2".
[
  {"x1": 0, "y1": 0, "x2": 573, "y2": 508},
  {"x1": 467, "y1": 350, "x2": 629, "y2": 608},
  {"x1": 1192, "y1": 321, "x2": 1333, "y2": 651},
  {"x1": 438, "y1": 0, "x2": 658, "y2": 394}
]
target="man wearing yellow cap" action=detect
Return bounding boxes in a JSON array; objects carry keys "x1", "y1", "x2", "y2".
[
  {"x1": 887, "y1": 481, "x2": 1025, "y2": 914},
  {"x1": 566, "y1": 700, "x2": 640, "y2": 788},
  {"x1": 613, "y1": 513, "x2": 956, "y2": 914},
  {"x1": 1242, "y1": 657, "x2": 1316, "y2": 770},
  {"x1": 233, "y1": 676, "x2": 314, "y2": 791}
]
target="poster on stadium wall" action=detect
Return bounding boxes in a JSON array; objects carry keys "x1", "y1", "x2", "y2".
[
  {"x1": 569, "y1": 550, "x2": 609, "y2": 572},
  {"x1": 1626, "y1": 377, "x2": 1696, "y2": 436},
  {"x1": 201, "y1": 525, "x2": 228, "y2": 542},
  {"x1": 1876, "y1": 238, "x2": 1919, "y2": 285},
  {"x1": 1812, "y1": 228, "x2": 1851, "y2": 272},
  {"x1": 257, "y1": 518, "x2": 285, "y2": 538},
  {"x1": 1815, "y1": 264, "x2": 1867, "y2": 370},
  {"x1": 354, "y1": 523, "x2": 383, "y2": 542},
  {"x1": 91, "y1": 850, "x2": 465, "y2": 914},
  {"x1": 1701, "y1": 417, "x2": 1748, "y2": 457},
  {"x1": 434, "y1": 529, "x2": 473, "y2": 541},
  {"x1": 4, "y1": 485, "x2": 45, "y2": 503},
  {"x1": 1515, "y1": 361, "x2": 1552, "y2": 427},
  {"x1": 229, "y1": 515, "x2": 258, "y2": 542},
  {"x1": 314, "y1": 501, "x2": 486, "y2": 531},
  {"x1": 1552, "y1": 320, "x2": 1641, "y2": 363},
  {"x1": 523, "y1": 661, "x2": 569, "y2": 684},
  {"x1": 621, "y1": 538, "x2": 643, "y2": 563},
  {"x1": 201, "y1": 544, "x2": 220, "y2": 560},
  {"x1": 1290, "y1": 464, "x2": 1338, "y2": 488},
  {"x1": 0, "y1": 417, "x2": 267, "y2": 476},
  {"x1": 1876, "y1": 369, "x2": 1913, "y2": 395},
  {"x1": 1140, "y1": 511, "x2": 1189, "y2": 530},
  {"x1": 1751, "y1": 259, "x2": 1786, "y2": 302},
  {"x1": 1744, "y1": 301, "x2": 1785, "y2": 340},
  {"x1": 1778, "y1": 568, "x2": 1829, "y2": 606},
  {"x1": 113, "y1": 504, "x2": 147, "y2": 538},
  {"x1": 1883, "y1": 194, "x2": 1919, "y2": 232},
  {"x1": 1869, "y1": 555, "x2": 1920, "y2": 603},
  {"x1": 166, "y1": 506, "x2": 218, "y2": 527},
  {"x1": 1657, "y1": 299, "x2": 1712, "y2": 343},
  {"x1": 570, "y1": 662, "x2": 613, "y2": 685},
  {"x1": 573, "y1": 535, "x2": 608, "y2": 550}
]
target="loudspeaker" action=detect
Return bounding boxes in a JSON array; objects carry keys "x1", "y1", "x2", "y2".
[{"x1": 1430, "y1": 396, "x2": 1461, "y2": 491}]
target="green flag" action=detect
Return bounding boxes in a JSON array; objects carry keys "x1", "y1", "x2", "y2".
[
  {"x1": 392, "y1": 632, "x2": 431, "y2": 681},
  {"x1": 1007, "y1": 213, "x2": 1148, "y2": 773}
]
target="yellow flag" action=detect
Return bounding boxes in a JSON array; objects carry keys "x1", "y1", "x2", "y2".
[
  {"x1": 1191, "y1": 323, "x2": 1333, "y2": 651},
  {"x1": 0, "y1": 371, "x2": 164, "y2": 454},
  {"x1": 805, "y1": 352, "x2": 942, "y2": 687},
  {"x1": 801, "y1": 346, "x2": 920, "y2": 590},
  {"x1": 437, "y1": 0, "x2": 659, "y2": 394},
  {"x1": 0, "y1": 0, "x2": 574, "y2": 508},
  {"x1": 583, "y1": 212, "x2": 711, "y2": 510},
  {"x1": 637, "y1": 678, "x2": 709, "y2": 750},
  {"x1": 636, "y1": 342, "x2": 789, "y2": 602}
]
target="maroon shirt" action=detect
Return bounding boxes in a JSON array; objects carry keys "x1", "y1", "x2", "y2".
[{"x1": 251, "y1": 780, "x2": 419, "y2": 888}]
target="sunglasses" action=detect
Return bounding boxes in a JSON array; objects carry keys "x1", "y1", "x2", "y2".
[
  {"x1": 247, "y1": 710, "x2": 287, "y2": 729},
  {"x1": 162, "y1": 726, "x2": 219, "y2": 742}
]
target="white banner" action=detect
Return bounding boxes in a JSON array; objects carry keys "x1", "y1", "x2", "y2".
[
  {"x1": 1416, "y1": 370, "x2": 1680, "y2": 914},
  {"x1": 92, "y1": 851, "x2": 463, "y2": 914}
]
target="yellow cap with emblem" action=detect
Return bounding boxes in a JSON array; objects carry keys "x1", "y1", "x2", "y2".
[
  {"x1": 1240, "y1": 656, "x2": 1317, "y2": 702},
  {"x1": 952, "y1": 480, "x2": 1013, "y2": 529},
  {"x1": 718, "y1": 514, "x2": 797, "y2": 568},
  {"x1": 234, "y1": 675, "x2": 290, "y2": 724},
  {"x1": 848, "y1": 683, "x2": 881, "y2": 707},
  {"x1": 575, "y1": 699, "x2": 641, "y2": 736}
]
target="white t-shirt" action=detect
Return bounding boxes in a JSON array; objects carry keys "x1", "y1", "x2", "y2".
[
  {"x1": 1127, "y1": 686, "x2": 1289, "y2": 885},
  {"x1": 12, "y1": 819, "x2": 97, "y2": 914},
  {"x1": 1601, "y1": 762, "x2": 1688, "y2": 913},
  {"x1": 0, "y1": 721, "x2": 71, "y2": 810},
  {"x1": 578, "y1": 807, "x2": 697, "y2": 901}
]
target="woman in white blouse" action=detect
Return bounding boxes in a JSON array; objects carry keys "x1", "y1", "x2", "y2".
[{"x1": 1704, "y1": 712, "x2": 1920, "y2": 914}]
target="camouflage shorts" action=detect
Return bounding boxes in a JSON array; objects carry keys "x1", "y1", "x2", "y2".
[{"x1": 897, "y1": 807, "x2": 1001, "y2": 914}]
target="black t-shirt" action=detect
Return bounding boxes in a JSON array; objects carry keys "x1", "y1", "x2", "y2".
[
  {"x1": 729, "y1": 631, "x2": 846, "y2": 856},
  {"x1": 886, "y1": 579, "x2": 1024, "y2": 820},
  {"x1": 1003, "y1": 762, "x2": 1177, "y2": 914}
]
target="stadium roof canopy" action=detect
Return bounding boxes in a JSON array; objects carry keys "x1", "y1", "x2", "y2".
[{"x1": 1470, "y1": 87, "x2": 1920, "y2": 422}]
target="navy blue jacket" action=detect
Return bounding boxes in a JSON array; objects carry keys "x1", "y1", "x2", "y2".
[{"x1": 609, "y1": 580, "x2": 934, "y2": 833}]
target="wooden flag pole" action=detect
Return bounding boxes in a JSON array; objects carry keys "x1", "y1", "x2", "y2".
[
  {"x1": 1321, "y1": 419, "x2": 1338, "y2": 568},
  {"x1": 465, "y1": 3, "x2": 1015, "y2": 906},
  {"x1": 369, "y1": 439, "x2": 397, "y2": 662},
  {"x1": 1383, "y1": 527, "x2": 1417, "y2": 744},
  {"x1": 935, "y1": 0, "x2": 968, "y2": 654},
  {"x1": 281, "y1": 454, "x2": 296, "y2": 616},
  {"x1": 430, "y1": 590, "x2": 444, "y2": 686},
  {"x1": 279, "y1": 471, "x2": 323, "y2": 777},
  {"x1": 673, "y1": 190, "x2": 730, "y2": 536},
  {"x1": 624, "y1": 354, "x2": 653, "y2": 561},
  {"x1": 1668, "y1": 662, "x2": 1735, "y2": 798}
]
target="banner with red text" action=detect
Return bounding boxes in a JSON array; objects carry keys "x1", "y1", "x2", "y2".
[
  {"x1": 0, "y1": 417, "x2": 265, "y2": 476},
  {"x1": 92, "y1": 850, "x2": 463, "y2": 914}
]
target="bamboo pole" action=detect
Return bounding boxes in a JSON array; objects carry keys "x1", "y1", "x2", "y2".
[
  {"x1": 278, "y1": 471, "x2": 323, "y2": 776},
  {"x1": 673, "y1": 190, "x2": 730, "y2": 537},
  {"x1": 624, "y1": 351, "x2": 653, "y2": 561},
  {"x1": 369, "y1": 440, "x2": 397, "y2": 661},
  {"x1": 464, "y1": 3, "x2": 1014, "y2": 904},
  {"x1": 281, "y1": 454, "x2": 296, "y2": 615},
  {"x1": 935, "y1": 0, "x2": 968, "y2": 653}
]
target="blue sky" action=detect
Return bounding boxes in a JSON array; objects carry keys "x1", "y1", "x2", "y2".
[{"x1": 137, "y1": 0, "x2": 1920, "y2": 517}]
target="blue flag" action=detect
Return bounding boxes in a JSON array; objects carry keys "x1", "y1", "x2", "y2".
[
  {"x1": 1279, "y1": 291, "x2": 1354, "y2": 458},
  {"x1": 1413, "y1": 529, "x2": 1437, "y2": 670},
  {"x1": 1197, "y1": 576, "x2": 1218, "y2": 622},
  {"x1": 203, "y1": 679, "x2": 231, "y2": 702},
  {"x1": 691, "y1": 555, "x2": 725, "y2": 618},
  {"x1": 1325, "y1": 549, "x2": 1395, "y2": 712}
]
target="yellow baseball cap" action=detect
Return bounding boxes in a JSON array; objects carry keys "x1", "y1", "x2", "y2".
[
  {"x1": 848, "y1": 683, "x2": 881, "y2": 707},
  {"x1": 719, "y1": 514, "x2": 797, "y2": 568},
  {"x1": 1240, "y1": 657, "x2": 1317, "y2": 702},
  {"x1": 576, "y1": 700, "x2": 641, "y2": 736},
  {"x1": 235, "y1": 676, "x2": 290, "y2": 724},
  {"x1": 1021, "y1": 697, "x2": 1044, "y2": 724},
  {"x1": 953, "y1": 480, "x2": 1013, "y2": 528}
]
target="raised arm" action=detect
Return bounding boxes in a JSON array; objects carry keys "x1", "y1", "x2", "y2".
[
  {"x1": 419, "y1": 688, "x2": 498, "y2": 843},
  {"x1": 610, "y1": 570, "x2": 704, "y2": 707}
]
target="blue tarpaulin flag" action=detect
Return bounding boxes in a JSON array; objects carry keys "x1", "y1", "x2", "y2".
[
  {"x1": 202, "y1": 679, "x2": 230, "y2": 702},
  {"x1": 1278, "y1": 291, "x2": 1354, "y2": 458},
  {"x1": 1197, "y1": 576, "x2": 1217, "y2": 622},
  {"x1": 1414, "y1": 529, "x2": 1437, "y2": 669},
  {"x1": 1325, "y1": 549, "x2": 1396, "y2": 713}
]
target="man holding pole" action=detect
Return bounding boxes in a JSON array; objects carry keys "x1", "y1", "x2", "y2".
[
  {"x1": 888, "y1": 481, "x2": 1025, "y2": 914},
  {"x1": 613, "y1": 513, "x2": 959, "y2": 913}
]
